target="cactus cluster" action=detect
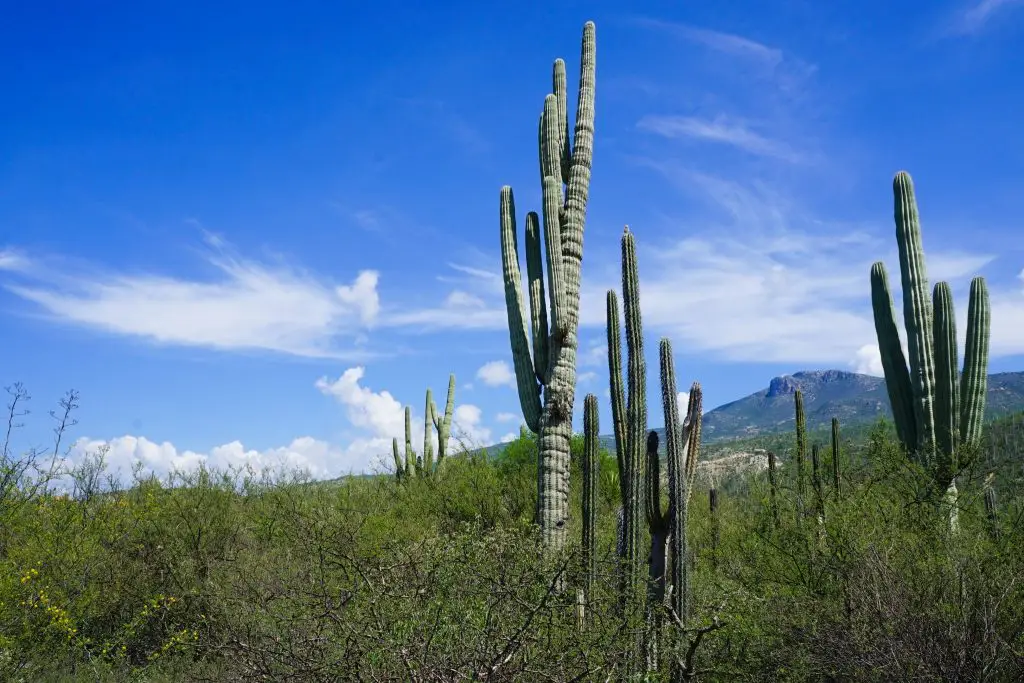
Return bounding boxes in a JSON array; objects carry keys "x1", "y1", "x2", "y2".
[
  {"x1": 607, "y1": 227, "x2": 704, "y2": 668},
  {"x1": 392, "y1": 374, "x2": 456, "y2": 480},
  {"x1": 870, "y1": 171, "x2": 991, "y2": 490},
  {"x1": 499, "y1": 21, "x2": 596, "y2": 551}
]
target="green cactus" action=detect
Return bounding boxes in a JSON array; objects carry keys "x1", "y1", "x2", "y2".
[
  {"x1": 499, "y1": 21, "x2": 596, "y2": 551},
  {"x1": 831, "y1": 418, "x2": 842, "y2": 499},
  {"x1": 660, "y1": 339, "x2": 703, "y2": 630},
  {"x1": 767, "y1": 451, "x2": 780, "y2": 529},
  {"x1": 870, "y1": 171, "x2": 991, "y2": 490},
  {"x1": 607, "y1": 228, "x2": 647, "y2": 599},
  {"x1": 392, "y1": 375, "x2": 456, "y2": 479},
  {"x1": 582, "y1": 393, "x2": 598, "y2": 606},
  {"x1": 431, "y1": 374, "x2": 456, "y2": 468},
  {"x1": 794, "y1": 390, "x2": 808, "y2": 516}
]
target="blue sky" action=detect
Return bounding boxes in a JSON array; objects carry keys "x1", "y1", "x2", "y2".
[{"x1": 2, "y1": 0, "x2": 1023, "y2": 480}]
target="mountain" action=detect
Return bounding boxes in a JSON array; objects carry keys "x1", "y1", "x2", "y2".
[
  {"x1": 479, "y1": 370, "x2": 1024, "y2": 459},
  {"x1": 702, "y1": 369, "x2": 1024, "y2": 443}
]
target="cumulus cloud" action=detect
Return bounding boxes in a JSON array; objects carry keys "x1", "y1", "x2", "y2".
[
  {"x1": 496, "y1": 412, "x2": 520, "y2": 423},
  {"x1": 315, "y1": 367, "x2": 405, "y2": 437},
  {"x1": 1, "y1": 237, "x2": 380, "y2": 358},
  {"x1": 947, "y1": 0, "x2": 1024, "y2": 35},
  {"x1": 476, "y1": 360, "x2": 516, "y2": 388},
  {"x1": 852, "y1": 344, "x2": 885, "y2": 377}
]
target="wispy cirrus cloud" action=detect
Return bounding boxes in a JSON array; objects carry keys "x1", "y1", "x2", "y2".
[
  {"x1": 0, "y1": 236, "x2": 381, "y2": 358},
  {"x1": 638, "y1": 114, "x2": 808, "y2": 163},
  {"x1": 946, "y1": 0, "x2": 1024, "y2": 35}
]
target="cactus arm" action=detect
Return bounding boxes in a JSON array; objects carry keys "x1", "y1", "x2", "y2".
[
  {"x1": 683, "y1": 383, "x2": 703, "y2": 505},
  {"x1": 960, "y1": 277, "x2": 990, "y2": 448},
  {"x1": 645, "y1": 430, "x2": 663, "y2": 530},
  {"x1": 524, "y1": 212, "x2": 550, "y2": 383},
  {"x1": 932, "y1": 281, "x2": 960, "y2": 483},
  {"x1": 607, "y1": 290, "x2": 628, "y2": 506},
  {"x1": 871, "y1": 261, "x2": 918, "y2": 452},
  {"x1": 795, "y1": 390, "x2": 807, "y2": 504},
  {"x1": 893, "y1": 171, "x2": 937, "y2": 460},
  {"x1": 831, "y1": 418, "x2": 842, "y2": 498},
  {"x1": 404, "y1": 406, "x2": 415, "y2": 478},
  {"x1": 499, "y1": 186, "x2": 542, "y2": 432},
  {"x1": 436, "y1": 374, "x2": 455, "y2": 465},
  {"x1": 541, "y1": 174, "x2": 568, "y2": 342},
  {"x1": 659, "y1": 337, "x2": 690, "y2": 626},
  {"x1": 553, "y1": 58, "x2": 570, "y2": 184},
  {"x1": 392, "y1": 438, "x2": 402, "y2": 480},
  {"x1": 423, "y1": 389, "x2": 434, "y2": 473}
]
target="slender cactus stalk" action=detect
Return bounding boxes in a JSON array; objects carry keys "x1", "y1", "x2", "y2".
[
  {"x1": 767, "y1": 451, "x2": 779, "y2": 529},
  {"x1": 831, "y1": 418, "x2": 842, "y2": 499},
  {"x1": 582, "y1": 394, "x2": 599, "y2": 606},
  {"x1": 795, "y1": 390, "x2": 808, "y2": 519}
]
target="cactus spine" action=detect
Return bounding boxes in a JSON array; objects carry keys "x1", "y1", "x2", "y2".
[
  {"x1": 499, "y1": 21, "x2": 596, "y2": 550},
  {"x1": 870, "y1": 171, "x2": 991, "y2": 490}
]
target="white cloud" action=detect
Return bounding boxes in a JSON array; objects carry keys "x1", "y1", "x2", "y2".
[
  {"x1": 948, "y1": 0, "x2": 1024, "y2": 34},
  {"x1": 315, "y1": 367, "x2": 405, "y2": 438},
  {"x1": 852, "y1": 344, "x2": 885, "y2": 377},
  {"x1": 476, "y1": 360, "x2": 516, "y2": 388},
  {"x1": 499, "y1": 432, "x2": 518, "y2": 444},
  {"x1": 577, "y1": 371, "x2": 597, "y2": 385},
  {"x1": 451, "y1": 404, "x2": 492, "y2": 448},
  {"x1": 631, "y1": 18, "x2": 783, "y2": 67},
  {"x1": 496, "y1": 412, "x2": 520, "y2": 423},
  {"x1": 677, "y1": 391, "x2": 690, "y2": 421},
  {"x1": 2, "y1": 238, "x2": 380, "y2": 358},
  {"x1": 638, "y1": 115, "x2": 806, "y2": 163},
  {"x1": 63, "y1": 434, "x2": 369, "y2": 485}
]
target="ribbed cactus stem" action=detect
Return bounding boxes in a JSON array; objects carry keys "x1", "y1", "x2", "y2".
[
  {"x1": 660, "y1": 338, "x2": 702, "y2": 627},
  {"x1": 433, "y1": 374, "x2": 456, "y2": 467},
  {"x1": 404, "y1": 406, "x2": 415, "y2": 478},
  {"x1": 498, "y1": 21, "x2": 596, "y2": 551},
  {"x1": 621, "y1": 227, "x2": 647, "y2": 593},
  {"x1": 709, "y1": 488, "x2": 719, "y2": 571},
  {"x1": 392, "y1": 438, "x2": 403, "y2": 481},
  {"x1": 894, "y1": 171, "x2": 938, "y2": 463},
  {"x1": 984, "y1": 474, "x2": 999, "y2": 540},
  {"x1": 960, "y1": 277, "x2": 990, "y2": 448},
  {"x1": 831, "y1": 418, "x2": 842, "y2": 498},
  {"x1": 767, "y1": 451, "x2": 780, "y2": 529},
  {"x1": 811, "y1": 444, "x2": 824, "y2": 519},
  {"x1": 607, "y1": 290, "x2": 628, "y2": 506},
  {"x1": 795, "y1": 390, "x2": 808, "y2": 509},
  {"x1": 871, "y1": 262, "x2": 918, "y2": 451},
  {"x1": 423, "y1": 389, "x2": 434, "y2": 474},
  {"x1": 582, "y1": 394, "x2": 598, "y2": 600},
  {"x1": 932, "y1": 282, "x2": 959, "y2": 484}
]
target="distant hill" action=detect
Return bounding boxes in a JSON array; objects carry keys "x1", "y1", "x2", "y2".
[{"x1": 482, "y1": 370, "x2": 1024, "y2": 458}]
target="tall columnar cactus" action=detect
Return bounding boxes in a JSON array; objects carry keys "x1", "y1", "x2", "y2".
[
  {"x1": 794, "y1": 390, "x2": 808, "y2": 515},
  {"x1": 499, "y1": 21, "x2": 596, "y2": 551},
  {"x1": 767, "y1": 451, "x2": 780, "y2": 529},
  {"x1": 870, "y1": 171, "x2": 991, "y2": 490},
  {"x1": 831, "y1": 417, "x2": 842, "y2": 499},
  {"x1": 607, "y1": 227, "x2": 647, "y2": 597},
  {"x1": 422, "y1": 389, "x2": 434, "y2": 474},
  {"x1": 582, "y1": 393, "x2": 599, "y2": 601},
  {"x1": 404, "y1": 406, "x2": 415, "y2": 478},
  {"x1": 392, "y1": 439, "x2": 403, "y2": 482}
]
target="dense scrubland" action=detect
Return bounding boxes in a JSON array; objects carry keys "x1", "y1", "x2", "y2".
[{"x1": 1, "y1": 401, "x2": 1023, "y2": 681}]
